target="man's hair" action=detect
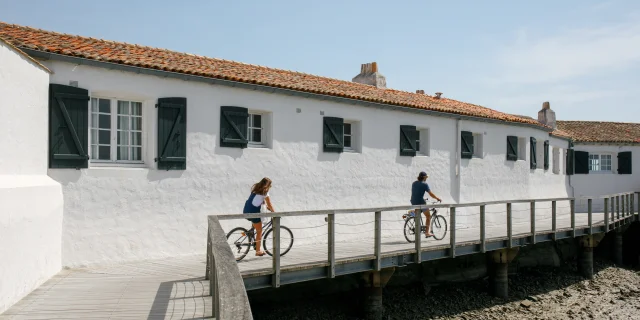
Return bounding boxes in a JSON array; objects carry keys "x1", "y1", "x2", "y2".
[
  {"x1": 251, "y1": 177, "x2": 272, "y2": 195},
  {"x1": 417, "y1": 175, "x2": 426, "y2": 181}
]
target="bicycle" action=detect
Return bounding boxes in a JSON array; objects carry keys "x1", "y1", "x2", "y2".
[
  {"x1": 402, "y1": 200, "x2": 448, "y2": 242},
  {"x1": 226, "y1": 218, "x2": 294, "y2": 261}
]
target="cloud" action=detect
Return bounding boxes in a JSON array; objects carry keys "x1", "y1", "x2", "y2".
[{"x1": 491, "y1": 19, "x2": 640, "y2": 84}]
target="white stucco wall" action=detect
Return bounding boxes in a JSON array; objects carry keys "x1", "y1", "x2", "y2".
[
  {"x1": 42, "y1": 60, "x2": 574, "y2": 267},
  {"x1": 0, "y1": 41, "x2": 62, "y2": 313},
  {"x1": 571, "y1": 144, "x2": 640, "y2": 212}
]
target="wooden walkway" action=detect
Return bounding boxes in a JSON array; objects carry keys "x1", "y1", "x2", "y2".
[{"x1": 2, "y1": 210, "x2": 621, "y2": 319}]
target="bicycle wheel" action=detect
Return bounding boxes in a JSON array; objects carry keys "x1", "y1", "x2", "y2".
[
  {"x1": 403, "y1": 216, "x2": 417, "y2": 243},
  {"x1": 226, "y1": 227, "x2": 251, "y2": 261},
  {"x1": 431, "y1": 215, "x2": 448, "y2": 241},
  {"x1": 263, "y1": 226, "x2": 294, "y2": 257}
]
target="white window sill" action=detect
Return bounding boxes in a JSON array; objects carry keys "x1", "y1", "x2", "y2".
[
  {"x1": 247, "y1": 144, "x2": 270, "y2": 150},
  {"x1": 416, "y1": 153, "x2": 429, "y2": 157},
  {"x1": 588, "y1": 171, "x2": 614, "y2": 174},
  {"x1": 343, "y1": 148, "x2": 360, "y2": 154},
  {"x1": 90, "y1": 162, "x2": 147, "y2": 169}
]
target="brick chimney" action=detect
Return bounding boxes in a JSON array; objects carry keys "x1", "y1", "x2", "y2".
[
  {"x1": 537, "y1": 101, "x2": 556, "y2": 129},
  {"x1": 352, "y1": 62, "x2": 386, "y2": 88},
  {"x1": 416, "y1": 90, "x2": 425, "y2": 94}
]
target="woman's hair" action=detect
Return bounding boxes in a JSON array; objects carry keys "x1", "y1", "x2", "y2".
[{"x1": 251, "y1": 177, "x2": 272, "y2": 196}]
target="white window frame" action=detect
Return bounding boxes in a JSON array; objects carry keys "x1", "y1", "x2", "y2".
[
  {"x1": 552, "y1": 147, "x2": 560, "y2": 174},
  {"x1": 472, "y1": 133, "x2": 483, "y2": 158},
  {"x1": 89, "y1": 96, "x2": 145, "y2": 166},
  {"x1": 247, "y1": 111, "x2": 266, "y2": 148},
  {"x1": 416, "y1": 128, "x2": 430, "y2": 156},
  {"x1": 588, "y1": 153, "x2": 613, "y2": 173},
  {"x1": 518, "y1": 137, "x2": 527, "y2": 161},
  {"x1": 343, "y1": 120, "x2": 361, "y2": 153}
]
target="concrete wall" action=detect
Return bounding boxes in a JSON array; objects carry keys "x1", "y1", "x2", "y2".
[
  {"x1": 572, "y1": 144, "x2": 640, "y2": 212},
  {"x1": 0, "y1": 41, "x2": 62, "y2": 313},
  {"x1": 41, "y1": 60, "x2": 572, "y2": 267}
]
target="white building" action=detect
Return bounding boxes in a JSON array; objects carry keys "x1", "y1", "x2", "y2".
[{"x1": 0, "y1": 21, "x2": 637, "y2": 313}]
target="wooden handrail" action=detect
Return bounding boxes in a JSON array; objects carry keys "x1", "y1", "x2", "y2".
[{"x1": 206, "y1": 216, "x2": 253, "y2": 319}]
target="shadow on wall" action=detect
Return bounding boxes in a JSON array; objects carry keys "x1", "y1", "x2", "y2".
[
  {"x1": 395, "y1": 153, "x2": 413, "y2": 166},
  {"x1": 147, "y1": 169, "x2": 185, "y2": 182},
  {"x1": 316, "y1": 148, "x2": 340, "y2": 162},
  {"x1": 48, "y1": 169, "x2": 82, "y2": 185}
]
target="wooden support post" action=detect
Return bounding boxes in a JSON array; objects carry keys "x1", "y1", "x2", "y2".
[
  {"x1": 616, "y1": 196, "x2": 620, "y2": 227},
  {"x1": 507, "y1": 203, "x2": 513, "y2": 248},
  {"x1": 588, "y1": 198, "x2": 593, "y2": 235},
  {"x1": 604, "y1": 197, "x2": 609, "y2": 233},
  {"x1": 622, "y1": 195, "x2": 626, "y2": 222},
  {"x1": 415, "y1": 209, "x2": 422, "y2": 263},
  {"x1": 627, "y1": 194, "x2": 631, "y2": 223},
  {"x1": 205, "y1": 224, "x2": 211, "y2": 280},
  {"x1": 552, "y1": 201, "x2": 557, "y2": 241},
  {"x1": 571, "y1": 199, "x2": 576, "y2": 238},
  {"x1": 480, "y1": 205, "x2": 486, "y2": 253},
  {"x1": 272, "y1": 217, "x2": 281, "y2": 288},
  {"x1": 374, "y1": 211, "x2": 382, "y2": 271},
  {"x1": 530, "y1": 201, "x2": 536, "y2": 244},
  {"x1": 633, "y1": 193, "x2": 637, "y2": 222},
  {"x1": 327, "y1": 213, "x2": 335, "y2": 279},
  {"x1": 611, "y1": 197, "x2": 615, "y2": 227},
  {"x1": 450, "y1": 207, "x2": 456, "y2": 258}
]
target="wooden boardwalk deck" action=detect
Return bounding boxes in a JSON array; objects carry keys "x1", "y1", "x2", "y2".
[{"x1": 0, "y1": 210, "x2": 628, "y2": 319}]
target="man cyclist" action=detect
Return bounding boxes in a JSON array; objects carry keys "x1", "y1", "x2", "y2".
[{"x1": 411, "y1": 171, "x2": 442, "y2": 238}]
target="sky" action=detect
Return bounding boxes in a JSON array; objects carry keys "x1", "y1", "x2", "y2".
[{"x1": 1, "y1": 0, "x2": 639, "y2": 122}]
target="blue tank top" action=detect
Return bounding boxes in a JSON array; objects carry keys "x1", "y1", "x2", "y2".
[{"x1": 243, "y1": 193, "x2": 261, "y2": 214}]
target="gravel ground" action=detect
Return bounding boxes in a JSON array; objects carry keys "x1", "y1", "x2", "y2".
[{"x1": 252, "y1": 260, "x2": 640, "y2": 320}]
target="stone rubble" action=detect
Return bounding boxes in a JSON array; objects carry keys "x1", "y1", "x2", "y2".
[{"x1": 252, "y1": 260, "x2": 640, "y2": 320}]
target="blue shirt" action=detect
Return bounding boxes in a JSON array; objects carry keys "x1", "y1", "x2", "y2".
[{"x1": 411, "y1": 181, "x2": 431, "y2": 205}]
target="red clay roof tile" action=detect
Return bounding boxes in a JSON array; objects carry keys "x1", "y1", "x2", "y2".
[
  {"x1": 0, "y1": 22, "x2": 550, "y2": 128},
  {"x1": 556, "y1": 121, "x2": 640, "y2": 143}
]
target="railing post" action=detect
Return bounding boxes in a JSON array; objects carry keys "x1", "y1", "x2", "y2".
[
  {"x1": 616, "y1": 195, "x2": 620, "y2": 228},
  {"x1": 450, "y1": 207, "x2": 456, "y2": 258},
  {"x1": 206, "y1": 224, "x2": 211, "y2": 281},
  {"x1": 552, "y1": 201, "x2": 557, "y2": 241},
  {"x1": 571, "y1": 199, "x2": 576, "y2": 238},
  {"x1": 507, "y1": 203, "x2": 513, "y2": 248},
  {"x1": 374, "y1": 211, "x2": 382, "y2": 271},
  {"x1": 415, "y1": 209, "x2": 422, "y2": 263},
  {"x1": 610, "y1": 197, "x2": 615, "y2": 227},
  {"x1": 480, "y1": 205, "x2": 486, "y2": 253},
  {"x1": 530, "y1": 201, "x2": 536, "y2": 244},
  {"x1": 622, "y1": 194, "x2": 626, "y2": 222},
  {"x1": 604, "y1": 197, "x2": 609, "y2": 232},
  {"x1": 633, "y1": 193, "x2": 637, "y2": 222},
  {"x1": 272, "y1": 217, "x2": 281, "y2": 288},
  {"x1": 627, "y1": 194, "x2": 631, "y2": 223},
  {"x1": 327, "y1": 213, "x2": 335, "y2": 279},
  {"x1": 588, "y1": 198, "x2": 593, "y2": 235}
]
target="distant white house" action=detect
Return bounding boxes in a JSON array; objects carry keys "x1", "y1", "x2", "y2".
[{"x1": 0, "y1": 21, "x2": 637, "y2": 314}]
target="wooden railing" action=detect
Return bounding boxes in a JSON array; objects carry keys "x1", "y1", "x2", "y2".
[
  {"x1": 206, "y1": 216, "x2": 253, "y2": 319},
  {"x1": 206, "y1": 191, "x2": 639, "y2": 314}
]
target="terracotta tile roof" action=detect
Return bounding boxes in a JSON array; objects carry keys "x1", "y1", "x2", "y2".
[
  {"x1": 0, "y1": 21, "x2": 549, "y2": 128},
  {"x1": 556, "y1": 121, "x2": 640, "y2": 143},
  {"x1": 0, "y1": 36, "x2": 51, "y2": 73}
]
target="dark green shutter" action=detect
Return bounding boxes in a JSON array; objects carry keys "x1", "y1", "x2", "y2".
[
  {"x1": 566, "y1": 149, "x2": 575, "y2": 175},
  {"x1": 49, "y1": 83, "x2": 90, "y2": 169},
  {"x1": 461, "y1": 131, "x2": 474, "y2": 159},
  {"x1": 400, "y1": 125, "x2": 417, "y2": 157},
  {"x1": 323, "y1": 117, "x2": 344, "y2": 153},
  {"x1": 530, "y1": 137, "x2": 537, "y2": 169},
  {"x1": 220, "y1": 106, "x2": 248, "y2": 148},
  {"x1": 543, "y1": 140, "x2": 550, "y2": 170},
  {"x1": 506, "y1": 136, "x2": 518, "y2": 161},
  {"x1": 617, "y1": 151, "x2": 632, "y2": 174},
  {"x1": 157, "y1": 97, "x2": 187, "y2": 170},
  {"x1": 574, "y1": 151, "x2": 589, "y2": 174}
]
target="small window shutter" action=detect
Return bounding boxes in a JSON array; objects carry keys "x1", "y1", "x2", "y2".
[
  {"x1": 530, "y1": 137, "x2": 537, "y2": 169},
  {"x1": 617, "y1": 151, "x2": 632, "y2": 174},
  {"x1": 461, "y1": 131, "x2": 474, "y2": 159},
  {"x1": 566, "y1": 149, "x2": 575, "y2": 175},
  {"x1": 220, "y1": 106, "x2": 248, "y2": 149},
  {"x1": 400, "y1": 125, "x2": 417, "y2": 157},
  {"x1": 157, "y1": 97, "x2": 187, "y2": 170},
  {"x1": 574, "y1": 151, "x2": 589, "y2": 174},
  {"x1": 323, "y1": 117, "x2": 344, "y2": 153},
  {"x1": 506, "y1": 136, "x2": 518, "y2": 161},
  {"x1": 49, "y1": 83, "x2": 90, "y2": 169},
  {"x1": 543, "y1": 140, "x2": 550, "y2": 170}
]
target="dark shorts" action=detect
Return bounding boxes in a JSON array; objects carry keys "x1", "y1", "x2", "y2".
[{"x1": 246, "y1": 218, "x2": 261, "y2": 224}]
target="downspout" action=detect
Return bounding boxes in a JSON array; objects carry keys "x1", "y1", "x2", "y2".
[
  {"x1": 455, "y1": 118, "x2": 461, "y2": 203},
  {"x1": 567, "y1": 139, "x2": 575, "y2": 198}
]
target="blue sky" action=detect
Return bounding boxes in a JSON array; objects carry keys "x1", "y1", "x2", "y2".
[{"x1": 1, "y1": 0, "x2": 639, "y2": 122}]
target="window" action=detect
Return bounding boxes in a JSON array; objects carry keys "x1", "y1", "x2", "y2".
[
  {"x1": 589, "y1": 154, "x2": 612, "y2": 172},
  {"x1": 518, "y1": 137, "x2": 527, "y2": 160},
  {"x1": 416, "y1": 129, "x2": 430, "y2": 156},
  {"x1": 473, "y1": 133, "x2": 483, "y2": 158},
  {"x1": 342, "y1": 121, "x2": 360, "y2": 152},
  {"x1": 553, "y1": 147, "x2": 560, "y2": 174},
  {"x1": 90, "y1": 98, "x2": 143, "y2": 163},
  {"x1": 344, "y1": 122, "x2": 353, "y2": 150},
  {"x1": 247, "y1": 113, "x2": 264, "y2": 146}
]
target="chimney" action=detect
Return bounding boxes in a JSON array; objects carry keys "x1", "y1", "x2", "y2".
[
  {"x1": 416, "y1": 90, "x2": 425, "y2": 94},
  {"x1": 434, "y1": 92, "x2": 442, "y2": 99},
  {"x1": 537, "y1": 101, "x2": 556, "y2": 129},
  {"x1": 352, "y1": 62, "x2": 387, "y2": 88}
]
